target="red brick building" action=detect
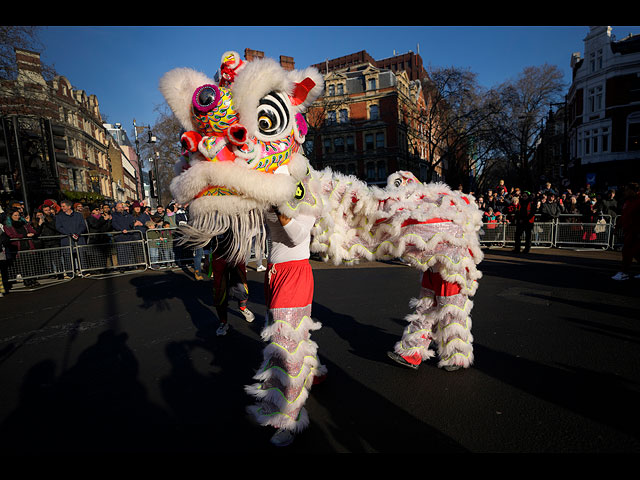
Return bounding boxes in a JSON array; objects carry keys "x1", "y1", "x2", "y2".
[{"x1": 307, "y1": 50, "x2": 437, "y2": 185}]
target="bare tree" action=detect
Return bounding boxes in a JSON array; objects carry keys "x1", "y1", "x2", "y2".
[
  {"x1": 408, "y1": 66, "x2": 502, "y2": 188},
  {"x1": 486, "y1": 64, "x2": 566, "y2": 189},
  {"x1": 137, "y1": 104, "x2": 182, "y2": 206},
  {"x1": 1, "y1": 26, "x2": 56, "y2": 81}
]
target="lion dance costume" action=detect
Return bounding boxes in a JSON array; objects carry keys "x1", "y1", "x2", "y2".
[{"x1": 159, "y1": 51, "x2": 483, "y2": 439}]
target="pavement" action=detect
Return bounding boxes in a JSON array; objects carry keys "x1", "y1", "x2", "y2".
[{"x1": 0, "y1": 246, "x2": 639, "y2": 454}]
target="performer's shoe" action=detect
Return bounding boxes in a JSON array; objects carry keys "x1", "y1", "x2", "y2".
[
  {"x1": 216, "y1": 322, "x2": 229, "y2": 336},
  {"x1": 256, "y1": 264, "x2": 267, "y2": 272},
  {"x1": 194, "y1": 271, "x2": 204, "y2": 281},
  {"x1": 443, "y1": 364, "x2": 462, "y2": 372},
  {"x1": 270, "y1": 428, "x2": 295, "y2": 447},
  {"x1": 387, "y1": 351, "x2": 419, "y2": 370},
  {"x1": 611, "y1": 271, "x2": 629, "y2": 281},
  {"x1": 240, "y1": 307, "x2": 255, "y2": 323}
]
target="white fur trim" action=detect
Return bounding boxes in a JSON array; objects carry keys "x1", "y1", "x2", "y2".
[{"x1": 158, "y1": 67, "x2": 214, "y2": 130}]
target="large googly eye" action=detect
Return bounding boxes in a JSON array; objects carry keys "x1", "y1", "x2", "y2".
[
  {"x1": 192, "y1": 84, "x2": 221, "y2": 113},
  {"x1": 257, "y1": 92, "x2": 290, "y2": 137}
]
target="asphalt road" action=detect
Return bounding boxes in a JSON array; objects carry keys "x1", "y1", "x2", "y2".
[{"x1": 0, "y1": 247, "x2": 639, "y2": 454}]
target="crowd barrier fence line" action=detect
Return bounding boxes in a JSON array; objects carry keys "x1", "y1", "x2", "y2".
[
  {"x1": 2, "y1": 227, "x2": 268, "y2": 291},
  {"x1": 479, "y1": 214, "x2": 619, "y2": 250},
  {"x1": 2, "y1": 218, "x2": 622, "y2": 291}
]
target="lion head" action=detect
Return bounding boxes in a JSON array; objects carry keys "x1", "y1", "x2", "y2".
[{"x1": 159, "y1": 51, "x2": 324, "y2": 262}]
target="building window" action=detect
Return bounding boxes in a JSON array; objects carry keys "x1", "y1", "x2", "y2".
[
  {"x1": 334, "y1": 137, "x2": 344, "y2": 153},
  {"x1": 366, "y1": 162, "x2": 376, "y2": 180},
  {"x1": 346, "y1": 135, "x2": 354, "y2": 152},
  {"x1": 323, "y1": 138, "x2": 331, "y2": 153},
  {"x1": 337, "y1": 83, "x2": 344, "y2": 95},
  {"x1": 369, "y1": 104, "x2": 379, "y2": 120},
  {"x1": 377, "y1": 161, "x2": 387, "y2": 180},
  {"x1": 347, "y1": 163, "x2": 356, "y2": 175},
  {"x1": 602, "y1": 127, "x2": 609, "y2": 152},
  {"x1": 328, "y1": 84, "x2": 335, "y2": 96},
  {"x1": 629, "y1": 115, "x2": 640, "y2": 151},
  {"x1": 376, "y1": 132, "x2": 385, "y2": 149},
  {"x1": 365, "y1": 133, "x2": 374, "y2": 150},
  {"x1": 339, "y1": 109, "x2": 348, "y2": 123},
  {"x1": 590, "y1": 49, "x2": 603, "y2": 72},
  {"x1": 304, "y1": 138, "x2": 314, "y2": 156},
  {"x1": 327, "y1": 111, "x2": 336, "y2": 125},
  {"x1": 368, "y1": 78, "x2": 377, "y2": 91},
  {"x1": 588, "y1": 85, "x2": 603, "y2": 113}
]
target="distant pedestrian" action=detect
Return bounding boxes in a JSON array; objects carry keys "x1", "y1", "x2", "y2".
[
  {"x1": 513, "y1": 191, "x2": 536, "y2": 253},
  {"x1": 612, "y1": 182, "x2": 640, "y2": 281}
]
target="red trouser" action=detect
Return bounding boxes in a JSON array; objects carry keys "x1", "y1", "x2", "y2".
[{"x1": 264, "y1": 259, "x2": 314, "y2": 311}]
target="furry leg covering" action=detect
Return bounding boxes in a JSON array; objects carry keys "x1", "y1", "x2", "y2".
[
  {"x1": 245, "y1": 304, "x2": 327, "y2": 433},
  {"x1": 393, "y1": 285, "x2": 474, "y2": 369}
]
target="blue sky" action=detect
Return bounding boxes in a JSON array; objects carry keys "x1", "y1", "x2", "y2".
[{"x1": 38, "y1": 25, "x2": 640, "y2": 137}]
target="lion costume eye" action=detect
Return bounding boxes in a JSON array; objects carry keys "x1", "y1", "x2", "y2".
[
  {"x1": 257, "y1": 92, "x2": 290, "y2": 136},
  {"x1": 192, "y1": 84, "x2": 221, "y2": 113}
]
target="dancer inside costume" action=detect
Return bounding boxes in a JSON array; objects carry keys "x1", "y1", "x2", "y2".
[
  {"x1": 388, "y1": 269, "x2": 474, "y2": 371},
  {"x1": 205, "y1": 232, "x2": 255, "y2": 336},
  {"x1": 245, "y1": 207, "x2": 327, "y2": 447}
]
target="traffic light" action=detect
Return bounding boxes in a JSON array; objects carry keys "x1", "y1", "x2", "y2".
[
  {"x1": 47, "y1": 120, "x2": 69, "y2": 163},
  {"x1": 149, "y1": 168, "x2": 158, "y2": 198},
  {"x1": 0, "y1": 117, "x2": 9, "y2": 170}
]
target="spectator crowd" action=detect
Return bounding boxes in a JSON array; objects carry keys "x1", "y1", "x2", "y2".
[
  {"x1": 468, "y1": 179, "x2": 622, "y2": 226},
  {"x1": 0, "y1": 198, "x2": 191, "y2": 293}
]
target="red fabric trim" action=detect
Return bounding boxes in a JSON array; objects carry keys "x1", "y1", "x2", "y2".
[{"x1": 421, "y1": 270, "x2": 461, "y2": 296}]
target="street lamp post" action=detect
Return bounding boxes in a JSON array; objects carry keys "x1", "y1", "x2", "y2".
[{"x1": 133, "y1": 119, "x2": 156, "y2": 205}]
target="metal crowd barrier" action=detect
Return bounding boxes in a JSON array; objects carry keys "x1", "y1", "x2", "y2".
[
  {"x1": 480, "y1": 214, "x2": 618, "y2": 250},
  {"x1": 2, "y1": 227, "x2": 268, "y2": 291}
]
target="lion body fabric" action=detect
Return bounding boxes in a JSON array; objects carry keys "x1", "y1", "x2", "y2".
[{"x1": 159, "y1": 51, "x2": 483, "y2": 435}]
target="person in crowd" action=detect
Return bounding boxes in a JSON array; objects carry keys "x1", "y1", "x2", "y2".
[
  {"x1": 601, "y1": 190, "x2": 618, "y2": 220},
  {"x1": 3, "y1": 208, "x2": 40, "y2": 287},
  {"x1": 55, "y1": 199, "x2": 88, "y2": 274},
  {"x1": 513, "y1": 191, "x2": 536, "y2": 253},
  {"x1": 495, "y1": 179, "x2": 508, "y2": 196},
  {"x1": 146, "y1": 213, "x2": 169, "y2": 266},
  {"x1": 55, "y1": 199, "x2": 87, "y2": 247},
  {"x1": 611, "y1": 182, "x2": 640, "y2": 281},
  {"x1": 86, "y1": 204, "x2": 112, "y2": 242},
  {"x1": 130, "y1": 201, "x2": 151, "y2": 238},
  {"x1": 155, "y1": 205, "x2": 165, "y2": 217},
  {"x1": 35, "y1": 203, "x2": 66, "y2": 277},
  {"x1": 476, "y1": 196, "x2": 486, "y2": 212},
  {"x1": 539, "y1": 193, "x2": 562, "y2": 223},
  {"x1": 495, "y1": 194, "x2": 509, "y2": 214},
  {"x1": 542, "y1": 182, "x2": 559, "y2": 197},
  {"x1": 37, "y1": 203, "x2": 59, "y2": 243},
  {"x1": 111, "y1": 202, "x2": 136, "y2": 269},
  {"x1": 163, "y1": 203, "x2": 177, "y2": 228}
]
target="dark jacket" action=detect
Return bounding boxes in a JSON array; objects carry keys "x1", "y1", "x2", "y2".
[
  {"x1": 539, "y1": 201, "x2": 561, "y2": 222},
  {"x1": 86, "y1": 213, "x2": 112, "y2": 244},
  {"x1": 131, "y1": 211, "x2": 151, "y2": 235},
  {"x1": 111, "y1": 211, "x2": 135, "y2": 241},
  {"x1": 54, "y1": 211, "x2": 87, "y2": 246},
  {"x1": 36, "y1": 214, "x2": 60, "y2": 248}
]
